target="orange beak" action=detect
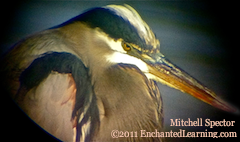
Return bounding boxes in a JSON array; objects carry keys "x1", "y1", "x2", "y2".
[{"x1": 143, "y1": 53, "x2": 237, "y2": 113}]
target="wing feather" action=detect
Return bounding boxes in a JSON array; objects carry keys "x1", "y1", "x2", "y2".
[
  {"x1": 16, "y1": 73, "x2": 76, "y2": 141},
  {"x1": 13, "y1": 52, "x2": 99, "y2": 142}
]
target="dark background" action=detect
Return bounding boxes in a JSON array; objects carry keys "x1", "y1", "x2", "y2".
[{"x1": 2, "y1": 0, "x2": 239, "y2": 141}]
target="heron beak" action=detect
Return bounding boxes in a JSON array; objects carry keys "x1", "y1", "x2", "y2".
[{"x1": 143, "y1": 53, "x2": 237, "y2": 113}]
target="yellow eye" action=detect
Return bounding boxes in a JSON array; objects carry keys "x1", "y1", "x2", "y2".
[{"x1": 122, "y1": 42, "x2": 131, "y2": 51}]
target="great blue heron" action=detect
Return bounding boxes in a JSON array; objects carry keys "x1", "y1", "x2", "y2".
[{"x1": 1, "y1": 4, "x2": 236, "y2": 142}]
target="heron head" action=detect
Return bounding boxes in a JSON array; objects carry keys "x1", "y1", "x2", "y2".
[{"x1": 63, "y1": 4, "x2": 236, "y2": 113}]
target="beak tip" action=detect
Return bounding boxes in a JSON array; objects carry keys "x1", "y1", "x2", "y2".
[{"x1": 212, "y1": 97, "x2": 239, "y2": 115}]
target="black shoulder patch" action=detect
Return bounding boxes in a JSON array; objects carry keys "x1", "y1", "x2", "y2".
[{"x1": 19, "y1": 52, "x2": 83, "y2": 89}]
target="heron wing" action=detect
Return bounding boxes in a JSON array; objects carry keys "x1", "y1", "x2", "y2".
[
  {"x1": 12, "y1": 52, "x2": 99, "y2": 142},
  {"x1": 17, "y1": 72, "x2": 76, "y2": 141}
]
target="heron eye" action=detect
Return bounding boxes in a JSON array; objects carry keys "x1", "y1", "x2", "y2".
[{"x1": 122, "y1": 42, "x2": 131, "y2": 51}]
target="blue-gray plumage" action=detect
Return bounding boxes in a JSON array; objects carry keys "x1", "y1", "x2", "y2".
[{"x1": 0, "y1": 4, "x2": 236, "y2": 142}]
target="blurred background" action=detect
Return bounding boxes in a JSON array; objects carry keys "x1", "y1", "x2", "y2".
[{"x1": 2, "y1": 0, "x2": 239, "y2": 142}]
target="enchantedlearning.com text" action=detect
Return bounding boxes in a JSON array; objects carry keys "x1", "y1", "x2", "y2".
[{"x1": 111, "y1": 129, "x2": 237, "y2": 139}]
